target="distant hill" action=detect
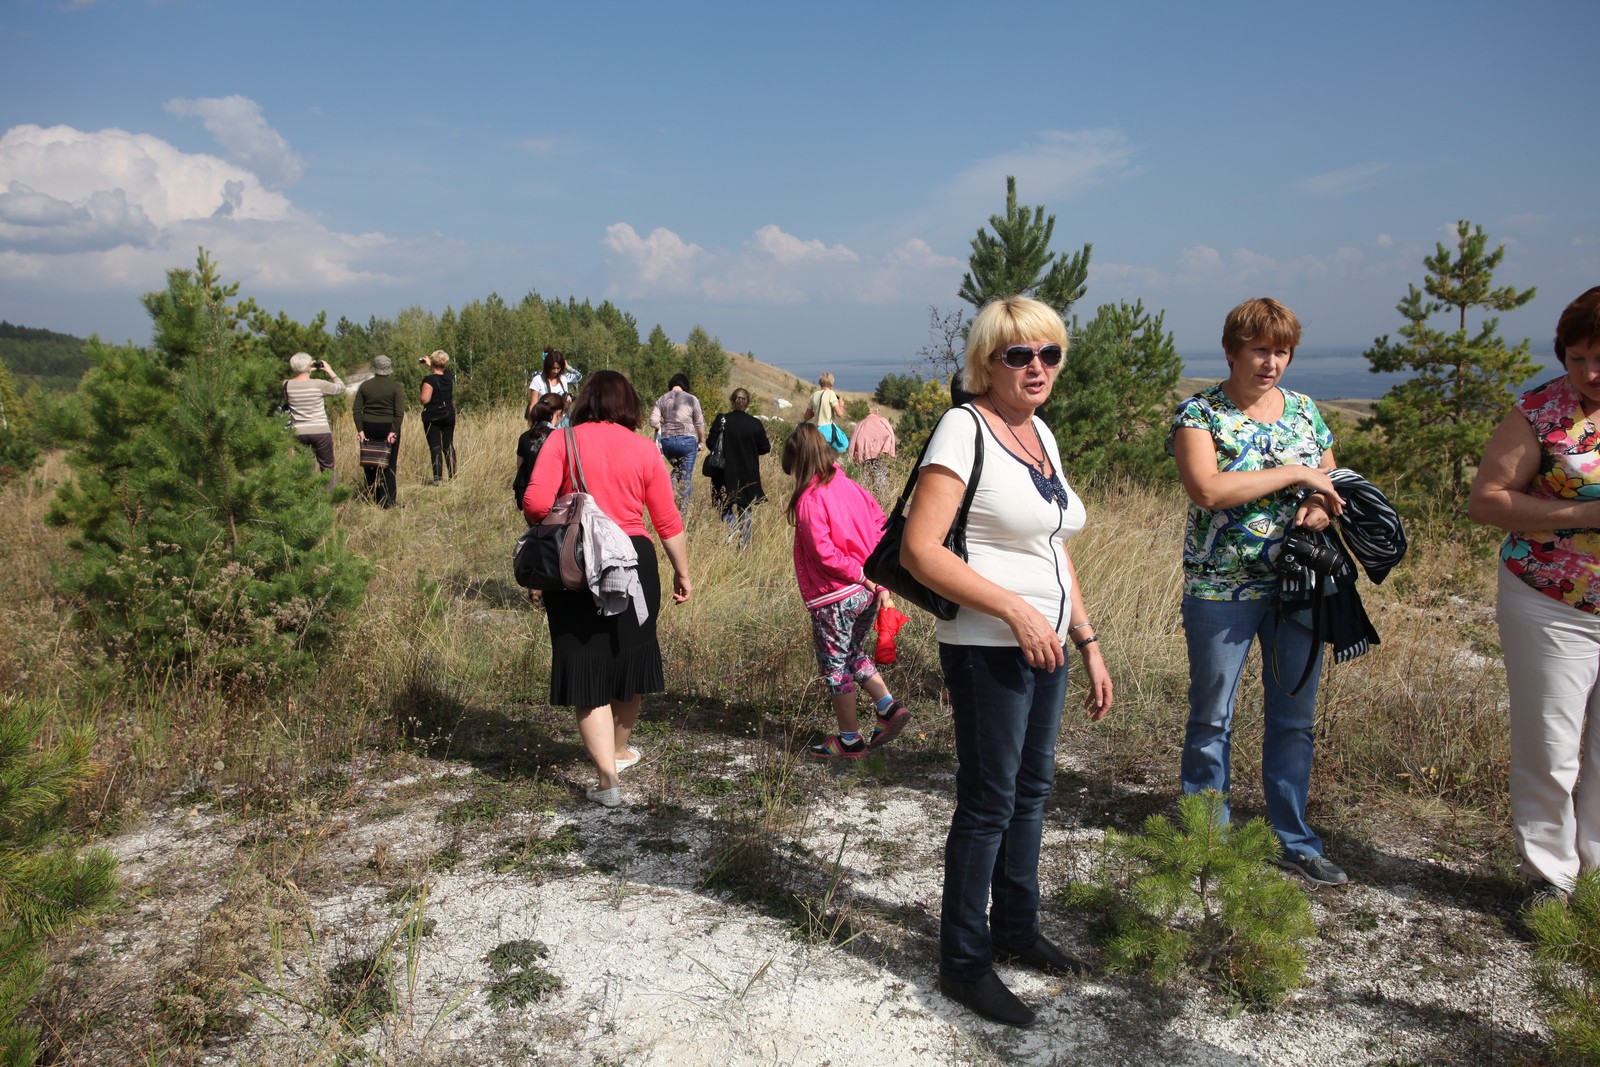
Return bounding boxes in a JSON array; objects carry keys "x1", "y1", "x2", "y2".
[
  {"x1": 0, "y1": 321, "x2": 91, "y2": 392},
  {"x1": 719, "y1": 350, "x2": 895, "y2": 420}
]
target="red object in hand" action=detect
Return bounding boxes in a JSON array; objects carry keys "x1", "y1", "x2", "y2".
[{"x1": 874, "y1": 603, "x2": 911, "y2": 665}]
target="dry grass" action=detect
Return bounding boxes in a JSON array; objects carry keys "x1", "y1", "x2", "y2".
[
  {"x1": 0, "y1": 399, "x2": 1514, "y2": 826},
  {"x1": 3, "y1": 395, "x2": 1529, "y2": 1060}
]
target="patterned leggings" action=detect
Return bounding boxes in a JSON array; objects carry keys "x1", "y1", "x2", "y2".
[{"x1": 809, "y1": 587, "x2": 880, "y2": 695}]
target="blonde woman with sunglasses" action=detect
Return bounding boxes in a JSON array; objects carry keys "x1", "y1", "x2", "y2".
[{"x1": 902, "y1": 295, "x2": 1113, "y2": 1028}]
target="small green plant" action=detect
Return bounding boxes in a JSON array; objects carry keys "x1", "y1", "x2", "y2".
[
  {"x1": 484, "y1": 939, "x2": 563, "y2": 1009},
  {"x1": 844, "y1": 397, "x2": 871, "y2": 422},
  {"x1": 1524, "y1": 870, "x2": 1600, "y2": 1063},
  {"x1": 1065, "y1": 791, "x2": 1315, "y2": 1006}
]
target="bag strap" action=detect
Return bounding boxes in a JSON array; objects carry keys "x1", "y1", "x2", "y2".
[
  {"x1": 563, "y1": 426, "x2": 589, "y2": 495},
  {"x1": 885, "y1": 404, "x2": 983, "y2": 528}
]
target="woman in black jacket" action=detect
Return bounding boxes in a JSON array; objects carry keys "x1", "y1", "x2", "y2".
[{"x1": 705, "y1": 387, "x2": 770, "y2": 544}]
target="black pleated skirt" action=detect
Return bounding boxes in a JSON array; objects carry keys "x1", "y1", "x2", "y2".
[{"x1": 545, "y1": 534, "x2": 665, "y2": 707}]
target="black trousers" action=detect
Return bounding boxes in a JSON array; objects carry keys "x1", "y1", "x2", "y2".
[{"x1": 425, "y1": 417, "x2": 456, "y2": 480}]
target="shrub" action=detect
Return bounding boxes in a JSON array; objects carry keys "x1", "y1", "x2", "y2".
[
  {"x1": 844, "y1": 397, "x2": 871, "y2": 422},
  {"x1": 873, "y1": 372, "x2": 920, "y2": 408},
  {"x1": 1525, "y1": 870, "x2": 1600, "y2": 1063},
  {"x1": 1065, "y1": 791, "x2": 1314, "y2": 1006},
  {"x1": 894, "y1": 378, "x2": 954, "y2": 455}
]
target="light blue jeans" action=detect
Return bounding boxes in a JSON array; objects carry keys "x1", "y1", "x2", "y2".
[
  {"x1": 659, "y1": 435, "x2": 698, "y2": 512},
  {"x1": 1180, "y1": 593, "x2": 1325, "y2": 859}
]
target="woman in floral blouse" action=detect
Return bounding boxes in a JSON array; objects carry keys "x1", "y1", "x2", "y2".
[
  {"x1": 1167, "y1": 297, "x2": 1348, "y2": 887},
  {"x1": 1469, "y1": 285, "x2": 1600, "y2": 899}
]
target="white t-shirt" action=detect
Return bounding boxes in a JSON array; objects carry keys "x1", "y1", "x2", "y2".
[
  {"x1": 528, "y1": 369, "x2": 581, "y2": 397},
  {"x1": 921, "y1": 405, "x2": 1086, "y2": 647}
]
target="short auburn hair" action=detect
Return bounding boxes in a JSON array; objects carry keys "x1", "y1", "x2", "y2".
[
  {"x1": 1222, "y1": 297, "x2": 1302, "y2": 357},
  {"x1": 1555, "y1": 286, "x2": 1600, "y2": 365},
  {"x1": 568, "y1": 370, "x2": 640, "y2": 430}
]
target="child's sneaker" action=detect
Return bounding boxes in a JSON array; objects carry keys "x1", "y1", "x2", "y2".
[
  {"x1": 869, "y1": 701, "x2": 911, "y2": 748},
  {"x1": 809, "y1": 734, "x2": 867, "y2": 759}
]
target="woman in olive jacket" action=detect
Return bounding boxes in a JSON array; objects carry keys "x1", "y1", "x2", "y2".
[{"x1": 353, "y1": 355, "x2": 407, "y2": 507}]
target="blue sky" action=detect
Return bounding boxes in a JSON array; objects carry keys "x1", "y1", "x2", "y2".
[{"x1": 1, "y1": 0, "x2": 1595, "y2": 389}]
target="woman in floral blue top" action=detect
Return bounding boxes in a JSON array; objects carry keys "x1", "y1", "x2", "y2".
[{"x1": 1167, "y1": 298, "x2": 1349, "y2": 887}]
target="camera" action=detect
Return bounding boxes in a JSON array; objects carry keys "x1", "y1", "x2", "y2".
[
  {"x1": 418, "y1": 357, "x2": 429, "y2": 366},
  {"x1": 1276, "y1": 529, "x2": 1339, "y2": 579}
]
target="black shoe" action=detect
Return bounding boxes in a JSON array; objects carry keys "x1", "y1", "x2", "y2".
[
  {"x1": 993, "y1": 934, "x2": 1090, "y2": 977},
  {"x1": 1273, "y1": 852, "x2": 1349, "y2": 887},
  {"x1": 938, "y1": 970, "x2": 1035, "y2": 1028}
]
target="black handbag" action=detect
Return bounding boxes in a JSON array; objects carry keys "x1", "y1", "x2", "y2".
[
  {"x1": 703, "y1": 415, "x2": 726, "y2": 473},
  {"x1": 863, "y1": 405, "x2": 983, "y2": 620},
  {"x1": 513, "y1": 428, "x2": 592, "y2": 592}
]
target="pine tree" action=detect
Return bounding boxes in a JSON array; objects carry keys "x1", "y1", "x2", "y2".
[
  {"x1": 47, "y1": 252, "x2": 372, "y2": 689},
  {"x1": 681, "y1": 326, "x2": 731, "y2": 402},
  {"x1": 635, "y1": 325, "x2": 678, "y2": 404},
  {"x1": 1045, "y1": 299, "x2": 1181, "y2": 486},
  {"x1": 1362, "y1": 220, "x2": 1537, "y2": 513},
  {"x1": 1066, "y1": 791, "x2": 1315, "y2": 1006},
  {"x1": 0, "y1": 700, "x2": 117, "y2": 1064},
  {"x1": 958, "y1": 176, "x2": 1091, "y2": 318}
]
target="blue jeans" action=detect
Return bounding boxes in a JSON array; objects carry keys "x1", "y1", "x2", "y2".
[
  {"x1": 939, "y1": 642, "x2": 1068, "y2": 981},
  {"x1": 659, "y1": 435, "x2": 698, "y2": 512},
  {"x1": 1180, "y1": 594, "x2": 1324, "y2": 858}
]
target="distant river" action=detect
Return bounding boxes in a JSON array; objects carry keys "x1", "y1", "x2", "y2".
[{"x1": 809, "y1": 346, "x2": 1564, "y2": 403}]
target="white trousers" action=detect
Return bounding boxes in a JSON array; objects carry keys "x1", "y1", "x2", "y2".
[{"x1": 1498, "y1": 564, "x2": 1600, "y2": 889}]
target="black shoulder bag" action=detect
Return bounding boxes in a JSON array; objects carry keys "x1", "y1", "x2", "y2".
[
  {"x1": 513, "y1": 427, "x2": 592, "y2": 591},
  {"x1": 863, "y1": 405, "x2": 984, "y2": 620}
]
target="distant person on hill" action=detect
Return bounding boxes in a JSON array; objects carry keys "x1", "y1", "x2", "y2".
[
  {"x1": 283, "y1": 352, "x2": 345, "y2": 485},
  {"x1": 1168, "y1": 297, "x2": 1347, "y2": 887},
  {"x1": 650, "y1": 373, "x2": 707, "y2": 513},
  {"x1": 513, "y1": 393, "x2": 564, "y2": 512},
  {"x1": 1469, "y1": 285, "x2": 1600, "y2": 900},
  {"x1": 901, "y1": 296, "x2": 1111, "y2": 1028},
  {"x1": 782, "y1": 422, "x2": 911, "y2": 759},
  {"x1": 847, "y1": 408, "x2": 897, "y2": 494},
  {"x1": 523, "y1": 371, "x2": 692, "y2": 808},
  {"x1": 704, "y1": 387, "x2": 771, "y2": 544},
  {"x1": 528, "y1": 347, "x2": 581, "y2": 410},
  {"x1": 804, "y1": 372, "x2": 848, "y2": 451},
  {"x1": 353, "y1": 355, "x2": 406, "y2": 508},
  {"x1": 419, "y1": 349, "x2": 456, "y2": 483}
]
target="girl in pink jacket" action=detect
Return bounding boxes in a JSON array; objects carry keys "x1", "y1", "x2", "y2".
[{"x1": 782, "y1": 423, "x2": 912, "y2": 757}]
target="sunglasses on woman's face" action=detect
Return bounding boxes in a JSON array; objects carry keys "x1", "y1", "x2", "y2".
[{"x1": 993, "y1": 343, "x2": 1064, "y2": 369}]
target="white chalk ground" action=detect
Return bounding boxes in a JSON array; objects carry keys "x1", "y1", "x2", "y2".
[{"x1": 83, "y1": 753, "x2": 1548, "y2": 1067}]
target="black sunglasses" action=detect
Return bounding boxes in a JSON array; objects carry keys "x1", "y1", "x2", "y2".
[{"x1": 993, "y1": 343, "x2": 1064, "y2": 369}]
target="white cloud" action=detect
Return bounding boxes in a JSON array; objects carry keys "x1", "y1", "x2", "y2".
[
  {"x1": 946, "y1": 129, "x2": 1136, "y2": 211},
  {"x1": 602, "y1": 223, "x2": 958, "y2": 306},
  {"x1": 752, "y1": 224, "x2": 858, "y2": 265},
  {"x1": 1178, "y1": 245, "x2": 1224, "y2": 274},
  {"x1": 1090, "y1": 261, "x2": 1166, "y2": 290},
  {"x1": 165, "y1": 95, "x2": 305, "y2": 190},
  {"x1": 1295, "y1": 162, "x2": 1389, "y2": 197},
  {"x1": 602, "y1": 222, "x2": 705, "y2": 294},
  {"x1": 0, "y1": 181, "x2": 155, "y2": 253},
  {"x1": 1375, "y1": 233, "x2": 1393, "y2": 248},
  {"x1": 0, "y1": 121, "x2": 425, "y2": 296}
]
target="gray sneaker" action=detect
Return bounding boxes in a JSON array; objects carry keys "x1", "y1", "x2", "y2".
[{"x1": 1273, "y1": 852, "x2": 1349, "y2": 887}]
